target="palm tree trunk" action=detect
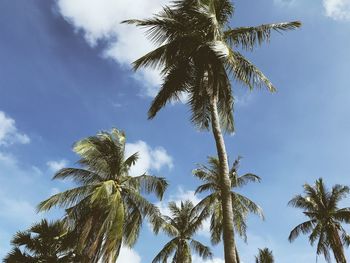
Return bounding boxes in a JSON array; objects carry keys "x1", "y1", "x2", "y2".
[
  {"x1": 331, "y1": 234, "x2": 346, "y2": 263},
  {"x1": 209, "y1": 94, "x2": 237, "y2": 263}
]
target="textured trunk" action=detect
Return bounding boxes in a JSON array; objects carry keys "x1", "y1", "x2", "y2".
[
  {"x1": 210, "y1": 94, "x2": 237, "y2": 263},
  {"x1": 331, "y1": 233, "x2": 346, "y2": 263}
]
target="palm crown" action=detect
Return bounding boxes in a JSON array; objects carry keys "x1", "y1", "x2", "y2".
[
  {"x1": 255, "y1": 248, "x2": 274, "y2": 263},
  {"x1": 124, "y1": 0, "x2": 301, "y2": 132},
  {"x1": 193, "y1": 156, "x2": 264, "y2": 244},
  {"x1": 152, "y1": 200, "x2": 212, "y2": 263},
  {"x1": 38, "y1": 128, "x2": 168, "y2": 263},
  {"x1": 3, "y1": 219, "x2": 79, "y2": 263},
  {"x1": 288, "y1": 178, "x2": 350, "y2": 263}
]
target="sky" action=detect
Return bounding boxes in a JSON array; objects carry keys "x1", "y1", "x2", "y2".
[{"x1": 1, "y1": 0, "x2": 350, "y2": 262}]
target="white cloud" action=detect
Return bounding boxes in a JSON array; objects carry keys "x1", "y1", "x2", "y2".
[
  {"x1": 46, "y1": 159, "x2": 69, "y2": 172},
  {"x1": 125, "y1": 140, "x2": 173, "y2": 176},
  {"x1": 0, "y1": 111, "x2": 30, "y2": 146},
  {"x1": 116, "y1": 247, "x2": 141, "y2": 263},
  {"x1": 323, "y1": 0, "x2": 350, "y2": 20},
  {"x1": 56, "y1": 0, "x2": 170, "y2": 97}
]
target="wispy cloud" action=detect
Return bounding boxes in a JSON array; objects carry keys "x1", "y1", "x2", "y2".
[
  {"x1": 323, "y1": 0, "x2": 350, "y2": 20},
  {"x1": 46, "y1": 159, "x2": 69, "y2": 173},
  {"x1": 0, "y1": 111, "x2": 30, "y2": 146},
  {"x1": 125, "y1": 140, "x2": 173, "y2": 176},
  {"x1": 56, "y1": 0, "x2": 171, "y2": 97}
]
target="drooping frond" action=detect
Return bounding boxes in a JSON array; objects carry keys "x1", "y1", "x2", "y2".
[
  {"x1": 288, "y1": 220, "x2": 315, "y2": 242},
  {"x1": 190, "y1": 239, "x2": 212, "y2": 259},
  {"x1": 152, "y1": 238, "x2": 178, "y2": 263},
  {"x1": 226, "y1": 51, "x2": 275, "y2": 92},
  {"x1": 148, "y1": 60, "x2": 193, "y2": 119}
]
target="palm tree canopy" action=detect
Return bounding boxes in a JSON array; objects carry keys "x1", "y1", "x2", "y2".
[
  {"x1": 255, "y1": 248, "x2": 274, "y2": 263},
  {"x1": 38, "y1": 128, "x2": 168, "y2": 263},
  {"x1": 193, "y1": 156, "x2": 264, "y2": 244},
  {"x1": 124, "y1": 0, "x2": 301, "y2": 133},
  {"x1": 3, "y1": 219, "x2": 79, "y2": 263},
  {"x1": 288, "y1": 178, "x2": 350, "y2": 263},
  {"x1": 152, "y1": 200, "x2": 212, "y2": 263}
]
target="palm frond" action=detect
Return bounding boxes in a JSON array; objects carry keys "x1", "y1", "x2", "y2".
[
  {"x1": 227, "y1": 51, "x2": 275, "y2": 92},
  {"x1": 225, "y1": 21, "x2": 301, "y2": 50},
  {"x1": 190, "y1": 239, "x2": 212, "y2": 259}
]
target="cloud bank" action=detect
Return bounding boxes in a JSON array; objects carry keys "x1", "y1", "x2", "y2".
[
  {"x1": 125, "y1": 140, "x2": 173, "y2": 176},
  {"x1": 56, "y1": 0, "x2": 171, "y2": 96}
]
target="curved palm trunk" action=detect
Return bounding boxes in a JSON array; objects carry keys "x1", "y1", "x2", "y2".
[{"x1": 209, "y1": 94, "x2": 237, "y2": 263}]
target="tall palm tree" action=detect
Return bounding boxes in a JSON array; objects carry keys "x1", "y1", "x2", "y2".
[
  {"x1": 3, "y1": 219, "x2": 79, "y2": 263},
  {"x1": 288, "y1": 178, "x2": 350, "y2": 263},
  {"x1": 38, "y1": 128, "x2": 168, "y2": 263},
  {"x1": 124, "y1": 1, "x2": 301, "y2": 262},
  {"x1": 152, "y1": 200, "x2": 212, "y2": 263},
  {"x1": 193, "y1": 156, "x2": 264, "y2": 262},
  {"x1": 255, "y1": 248, "x2": 274, "y2": 263}
]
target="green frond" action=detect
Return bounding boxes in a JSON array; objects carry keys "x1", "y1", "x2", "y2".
[
  {"x1": 288, "y1": 220, "x2": 314, "y2": 242},
  {"x1": 148, "y1": 60, "x2": 193, "y2": 119},
  {"x1": 37, "y1": 184, "x2": 95, "y2": 212},
  {"x1": 128, "y1": 175, "x2": 168, "y2": 200},
  {"x1": 225, "y1": 21, "x2": 301, "y2": 50},
  {"x1": 152, "y1": 238, "x2": 178, "y2": 263},
  {"x1": 226, "y1": 51, "x2": 276, "y2": 92},
  {"x1": 53, "y1": 168, "x2": 103, "y2": 184},
  {"x1": 189, "y1": 239, "x2": 212, "y2": 259},
  {"x1": 255, "y1": 248, "x2": 274, "y2": 263},
  {"x1": 124, "y1": 152, "x2": 139, "y2": 169}
]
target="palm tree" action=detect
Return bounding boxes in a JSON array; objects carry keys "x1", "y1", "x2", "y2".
[
  {"x1": 288, "y1": 178, "x2": 350, "y2": 263},
  {"x1": 255, "y1": 248, "x2": 274, "y2": 263},
  {"x1": 152, "y1": 200, "x2": 212, "y2": 263},
  {"x1": 38, "y1": 128, "x2": 168, "y2": 263},
  {"x1": 124, "y1": 1, "x2": 300, "y2": 262},
  {"x1": 3, "y1": 219, "x2": 79, "y2": 263},
  {"x1": 193, "y1": 156, "x2": 264, "y2": 262}
]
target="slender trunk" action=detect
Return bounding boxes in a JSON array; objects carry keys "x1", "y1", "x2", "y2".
[
  {"x1": 209, "y1": 94, "x2": 237, "y2": 263},
  {"x1": 331, "y1": 233, "x2": 346, "y2": 263}
]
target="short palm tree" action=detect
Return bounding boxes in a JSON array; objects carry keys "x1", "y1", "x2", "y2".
[
  {"x1": 255, "y1": 248, "x2": 274, "y2": 263},
  {"x1": 288, "y1": 178, "x2": 350, "y2": 263},
  {"x1": 152, "y1": 200, "x2": 212, "y2": 263},
  {"x1": 125, "y1": 1, "x2": 300, "y2": 262},
  {"x1": 3, "y1": 219, "x2": 79, "y2": 263},
  {"x1": 38, "y1": 128, "x2": 168, "y2": 263},
  {"x1": 193, "y1": 156, "x2": 264, "y2": 261}
]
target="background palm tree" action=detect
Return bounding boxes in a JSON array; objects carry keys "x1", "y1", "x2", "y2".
[
  {"x1": 152, "y1": 200, "x2": 212, "y2": 263},
  {"x1": 288, "y1": 178, "x2": 350, "y2": 263},
  {"x1": 3, "y1": 219, "x2": 79, "y2": 263},
  {"x1": 124, "y1": 1, "x2": 300, "y2": 262},
  {"x1": 193, "y1": 156, "x2": 264, "y2": 262},
  {"x1": 38, "y1": 128, "x2": 168, "y2": 263},
  {"x1": 255, "y1": 248, "x2": 274, "y2": 263}
]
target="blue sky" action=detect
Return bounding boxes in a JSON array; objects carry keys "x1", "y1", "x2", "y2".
[{"x1": 1, "y1": 0, "x2": 350, "y2": 262}]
